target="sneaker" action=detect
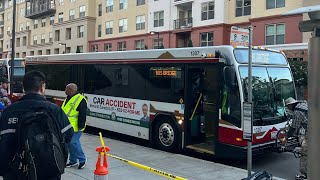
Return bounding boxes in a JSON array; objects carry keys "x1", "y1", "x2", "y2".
[
  {"x1": 66, "y1": 162, "x2": 78, "y2": 168},
  {"x1": 295, "y1": 174, "x2": 307, "y2": 180},
  {"x1": 78, "y1": 159, "x2": 87, "y2": 169}
]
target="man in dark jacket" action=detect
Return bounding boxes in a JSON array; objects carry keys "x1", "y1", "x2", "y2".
[{"x1": 0, "y1": 70, "x2": 74, "y2": 180}]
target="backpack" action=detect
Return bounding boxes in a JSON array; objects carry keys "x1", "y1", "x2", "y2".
[
  {"x1": 12, "y1": 108, "x2": 67, "y2": 180},
  {"x1": 242, "y1": 171, "x2": 273, "y2": 180}
]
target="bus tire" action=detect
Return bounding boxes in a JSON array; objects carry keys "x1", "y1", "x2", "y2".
[{"x1": 154, "y1": 117, "x2": 179, "y2": 152}]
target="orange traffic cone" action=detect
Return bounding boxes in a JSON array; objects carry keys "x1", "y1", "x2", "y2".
[{"x1": 94, "y1": 146, "x2": 110, "y2": 180}]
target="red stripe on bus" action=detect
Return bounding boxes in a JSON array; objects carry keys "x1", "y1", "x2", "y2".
[{"x1": 26, "y1": 58, "x2": 220, "y2": 65}]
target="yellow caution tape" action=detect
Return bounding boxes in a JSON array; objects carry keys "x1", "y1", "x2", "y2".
[{"x1": 98, "y1": 132, "x2": 187, "y2": 180}]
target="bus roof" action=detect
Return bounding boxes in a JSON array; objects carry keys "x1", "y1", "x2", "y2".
[{"x1": 25, "y1": 46, "x2": 282, "y2": 65}]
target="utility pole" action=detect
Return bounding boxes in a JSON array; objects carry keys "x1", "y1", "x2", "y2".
[
  {"x1": 247, "y1": 25, "x2": 253, "y2": 177},
  {"x1": 10, "y1": 0, "x2": 16, "y2": 101}
]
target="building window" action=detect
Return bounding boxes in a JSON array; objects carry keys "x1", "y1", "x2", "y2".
[
  {"x1": 154, "y1": 11, "x2": 164, "y2": 27},
  {"x1": 41, "y1": 18, "x2": 46, "y2": 27},
  {"x1": 77, "y1": 45, "x2": 83, "y2": 53},
  {"x1": 41, "y1": 33, "x2": 45, "y2": 44},
  {"x1": 20, "y1": 8, "x2": 24, "y2": 17},
  {"x1": 78, "y1": 25, "x2": 84, "y2": 38},
  {"x1": 137, "y1": 0, "x2": 145, "y2": 6},
  {"x1": 119, "y1": 0, "x2": 128, "y2": 10},
  {"x1": 98, "y1": 4, "x2": 102, "y2": 16},
  {"x1": 91, "y1": 44, "x2": 98, "y2": 52},
  {"x1": 30, "y1": 51, "x2": 34, "y2": 56},
  {"x1": 55, "y1": 30, "x2": 60, "y2": 41},
  {"x1": 136, "y1": 15, "x2": 145, "y2": 30},
  {"x1": 106, "y1": 0, "x2": 113, "y2": 13},
  {"x1": 26, "y1": 21, "x2": 30, "y2": 30},
  {"x1": 34, "y1": 19, "x2": 38, "y2": 29},
  {"x1": 201, "y1": 1, "x2": 214, "y2": 21},
  {"x1": 22, "y1": 52, "x2": 26, "y2": 58},
  {"x1": 38, "y1": 50, "x2": 42, "y2": 55},
  {"x1": 16, "y1": 38, "x2": 20, "y2": 47},
  {"x1": 23, "y1": 36, "x2": 27, "y2": 46},
  {"x1": 104, "y1": 43, "x2": 112, "y2": 51},
  {"x1": 66, "y1": 28, "x2": 72, "y2": 40},
  {"x1": 19, "y1": 23, "x2": 24, "y2": 31},
  {"x1": 135, "y1": 40, "x2": 144, "y2": 50},
  {"x1": 200, "y1": 32, "x2": 214, "y2": 46},
  {"x1": 54, "y1": 48, "x2": 59, "y2": 54},
  {"x1": 118, "y1": 41, "x2": 126, "y2": 51},
  {"x1": 49, "y1": 32, "x2": 53, "y2": 42},
  {"x1": 266, "y1": 0, "x2": 285, "y2": 9},
  {"x1": 98, "y1": 25, "x2": 102, "y2": 37},
  {"x1": 66, "y1": 47, "x2": 71, "y2": 53},
  {"x1": 153, "y1": 38, "x2": 163, "y2": 49},
  {"x1": 7, "y1": 26, "x2": 11, "y2": 34},
  {"x1": 69, "y1": 9, "x2": 75, "y2": 20},
  {"x1": 33, "y1": 35, "x2": 37, "y2": 45},
  {"x1": 266, "y1": 24, "x2": 285, "y2": 45},
  {"x1": 70, "y1": 0, "x2": 75, "y2": 2},
  {"x1": 119, "y1": 19, "x2": 127, "y2": 33},
  {"x1": 50, "y1": 15, "x2": 54, "y2": 25},
  {"x1": 79, "y1": 6, "x2": 86, "y2": 17},
  {"x1": 58, "y1": 12, "x2": 63, "y2": 23},
  {"x1": 106, "y1": 21, "x2": 113, "y2": 34},
  {"x1": 59, "y1": 0, "x2": 64, "y2": 5},
  {"x1": 236, "y1": 0, "x2": 251, "y2": 17},
  {"x1": 46, "y1": 49, "x2": 51, "y2": 55}
]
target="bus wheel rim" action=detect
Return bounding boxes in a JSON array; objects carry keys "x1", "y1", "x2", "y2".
[{"x1": 159, "y1": 123, "x2": 174, "y2": 147}]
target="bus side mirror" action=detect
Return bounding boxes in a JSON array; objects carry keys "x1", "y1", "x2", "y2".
[{"x1": 224, "y1": 66, "x2": 236, "y2": 90}]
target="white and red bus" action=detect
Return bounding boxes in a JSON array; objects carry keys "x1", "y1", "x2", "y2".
[
  {"x1": 0, "y1": 58, "x2": 25, "y2": 101},
  {"x1": 25, "y1": 46, "x2": 296, "y2": 158}
]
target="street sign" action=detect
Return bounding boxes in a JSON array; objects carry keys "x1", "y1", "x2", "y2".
[
  {"x1": 243, "y1": 102, "x2": 253, "y2": 140},
  {"x1": 230, "y1": 26, "x2": 249, "y2": 46}
]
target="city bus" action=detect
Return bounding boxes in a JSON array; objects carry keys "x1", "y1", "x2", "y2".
[
  {"x1": 25, "y1": 46, "x2": 296, "y2": 158},
  {"x1": 0, "y1": 58, "x2": 25, "y2": 101}
]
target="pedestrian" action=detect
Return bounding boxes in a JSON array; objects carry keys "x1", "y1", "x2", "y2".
[
  {"x1": 285, "y1": 97, "x2": 308, "y2": 180},
  {"x1": 0, "y1": 70, "x2": 74, "y2": 180},
  {"x1": 0, "y1": 77, "x2": 11, "y2": 106},
  {"x1": 62, "y1": 83, "x2": 87, "y2": 169}
]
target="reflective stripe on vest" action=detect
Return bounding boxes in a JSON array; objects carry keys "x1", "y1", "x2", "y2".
[{"x1": 62, "y1": 94, "x2": 86, "y2": 132}]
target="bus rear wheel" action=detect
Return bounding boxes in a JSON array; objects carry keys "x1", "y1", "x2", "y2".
[{"x1": 154, "y1": 117, "x2": 179, "y2": 152}]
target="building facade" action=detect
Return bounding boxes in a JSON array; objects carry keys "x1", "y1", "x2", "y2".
[{"x1": 0, "y1": 0, "x2": 314, "y2": 57}]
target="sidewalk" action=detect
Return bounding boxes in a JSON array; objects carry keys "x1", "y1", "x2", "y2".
[{"x1": 63, "y1": 133, "x2": 286, "y2": 180}]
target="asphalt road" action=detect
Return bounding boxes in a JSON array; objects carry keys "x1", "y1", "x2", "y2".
[{"x1": 219, "y1": 152, "x2": 300, "y2": 180}]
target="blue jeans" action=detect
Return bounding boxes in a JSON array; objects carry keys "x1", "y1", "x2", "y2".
[{"x1": 68, "y1": 131, "x2": 86, "y2": 164}]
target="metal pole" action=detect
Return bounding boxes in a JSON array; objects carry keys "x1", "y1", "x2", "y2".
[
  {"x1": 247, "y1": 25, "x2": 253, "y2": 177},
  {"x1": 308, "y1": 28, "x2": 320, "y2": 180},
  {"x1": 10, "y1": 0, "x2": 16, "y2": 101}
]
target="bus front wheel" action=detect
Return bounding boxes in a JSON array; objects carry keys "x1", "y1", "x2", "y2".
[{"x1": 154, "y1": 117, "x2": 179, "y2": 152}]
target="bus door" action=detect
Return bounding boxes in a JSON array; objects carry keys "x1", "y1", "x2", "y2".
[{"x1": 186, "y1": 64, "x2": 222, "y2": 155}]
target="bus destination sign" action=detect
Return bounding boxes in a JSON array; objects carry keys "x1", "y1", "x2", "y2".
[{"x1": 150, "y1": 67, "x2": 182, "y2": 78}]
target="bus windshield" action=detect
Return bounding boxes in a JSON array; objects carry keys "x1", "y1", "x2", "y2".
[
  {"x1": 234, "y1": 49, "x2": 287, "y2": 65},
  {"x1": 239, "y1": 67, "x2": 295, "y2": 120}
]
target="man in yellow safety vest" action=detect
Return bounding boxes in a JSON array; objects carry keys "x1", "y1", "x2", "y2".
[{"x1": 62, "y1": 83, "x2": 87, "y2": 169}]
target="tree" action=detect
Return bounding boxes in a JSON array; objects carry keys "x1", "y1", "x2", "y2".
[
  {"x1": 187, "y1": 40, "x2": 193, "y2": 47},
  {"x1": 289, "y1": 59, "x2": 308, "y2": 87},
  {"x1": 76, "y1": 46, "x2": 81, "y2": 53}
]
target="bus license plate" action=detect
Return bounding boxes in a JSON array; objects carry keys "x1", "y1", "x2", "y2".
[{"x1": 271, "y1": 131, "x2": 277, "y2": 139}]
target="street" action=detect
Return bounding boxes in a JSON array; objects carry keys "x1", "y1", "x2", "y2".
[{"x1": 218, "y1": 151, "x2": 300, "y2": 180}]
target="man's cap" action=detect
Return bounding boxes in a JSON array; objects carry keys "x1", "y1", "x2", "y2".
[
  {"x1": 285, "y1": 97, "x2": 298, "y2": 106},
  {"x1": 0, "y1": 77, "x2": 9, "y2": 83}
]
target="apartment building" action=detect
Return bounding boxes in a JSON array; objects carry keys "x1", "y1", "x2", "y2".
[
  {"x1": 0, "y1": 0, "x2": 313, "y2": 57},
  {"x1": 2, "y1": 0, "x2": 96, "y2": 58},
  {"x1": 89, "y1": 0, "x2": 148, "y2": 51}
]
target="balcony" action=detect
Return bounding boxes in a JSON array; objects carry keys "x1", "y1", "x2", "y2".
[
  {"x1": 174, "y1": 18, "x2": 193, "y2": 30},
  {"x1": 173, "y1": 0, "x2": 193, "y2": 6},
  {"x1": 25, "y1": 2, "x2": 56, "y2": 19}
]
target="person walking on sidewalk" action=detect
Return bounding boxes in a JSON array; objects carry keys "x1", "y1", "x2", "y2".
[
  {"x1": 62, "y1": 83, "x2": 88, "y2": 169},
  {"x1": 0, "y1": 71, "x2": 74, "y2": 180},
  {"x1": 0, "y1": 77, "x2": 11, "y2": 106}
]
